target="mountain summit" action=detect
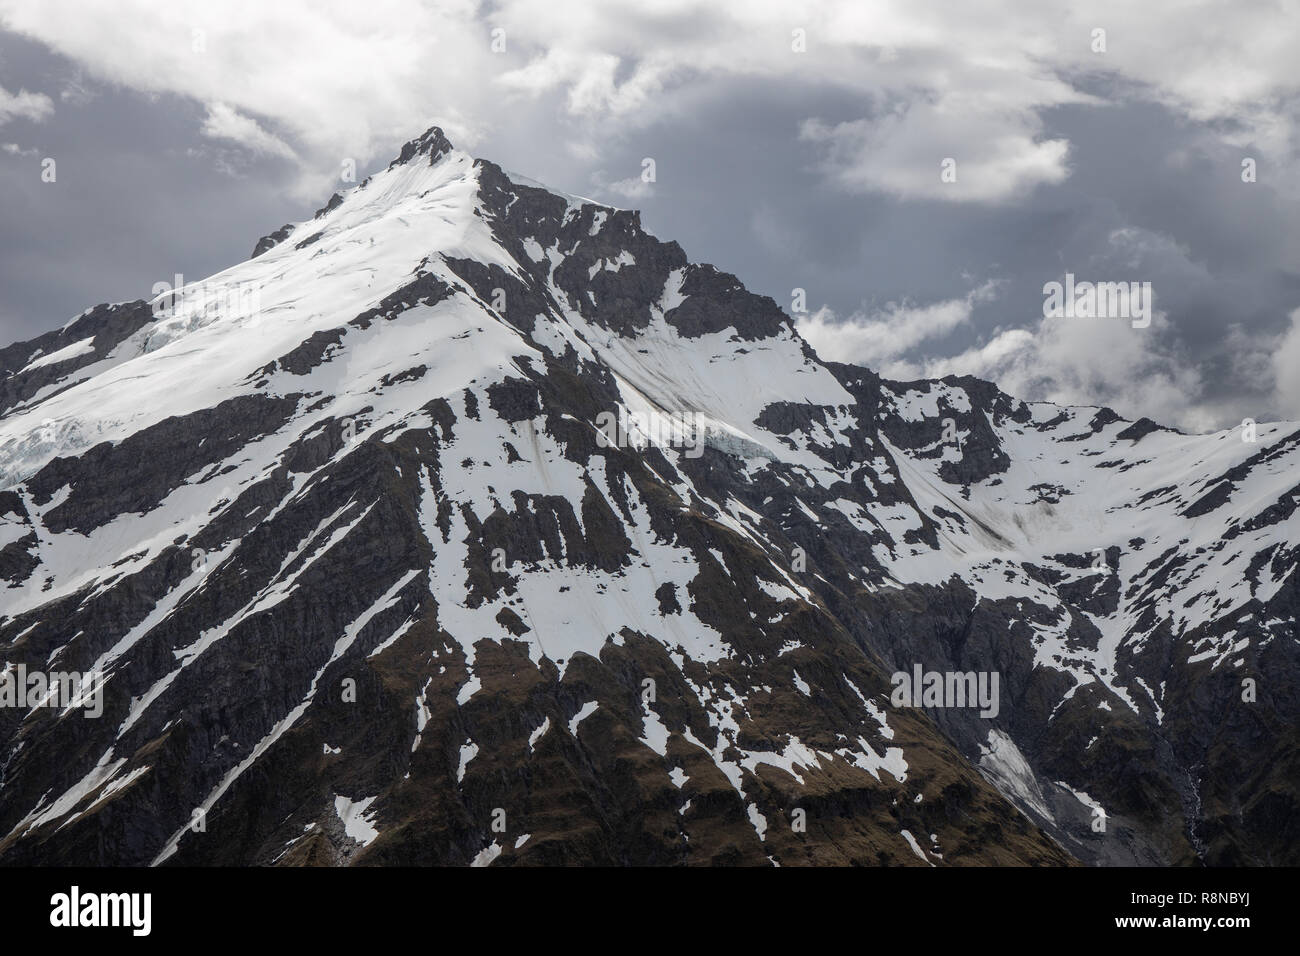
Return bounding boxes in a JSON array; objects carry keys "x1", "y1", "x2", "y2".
[{"x1": 0, "y1": 127, "x2": 1295, "y2": 866}]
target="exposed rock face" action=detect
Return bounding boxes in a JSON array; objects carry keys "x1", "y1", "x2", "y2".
[{"x1": 0, "y1": 128, "x2": 1295, "y2": 867}]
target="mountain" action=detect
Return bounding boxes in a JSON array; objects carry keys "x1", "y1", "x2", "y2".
[{"x1": 0, "y1": 126, "x2": 1295, "y2": 867}]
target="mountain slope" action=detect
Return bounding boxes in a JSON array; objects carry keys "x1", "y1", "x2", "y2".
[{"x1": 0, "y1": 127, "x2": 1295, "y2": 866}]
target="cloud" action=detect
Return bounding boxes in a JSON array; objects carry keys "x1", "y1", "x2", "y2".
[
  {"x1": 797, "y1": 280, "x2": 1001, "y2": 368},
  {"x1": 1, "y1": 1, "x2": 1297, "y2": 204},
  {"x1": 590, "y1": 168, "x2": 654, "y2": 201},
  {"x1": 798, "y1": 213, "x2": 1300, "y2": 432},
  {"x1": 875, "y1": 308, "x2": 1228, "y2": 432},
  {"x1": 800, "y1": 101, "x2": 1075, "y2": 203},
  {"x1": 799, "y1": 278, "x2": 1272, "y2": 432},
  {"x1": 1271, "y1": 309, "x2": 1300, "y2": 419},
  {"x1": 58, "y1": 71, "x2": 95, "y2": 106},
  {"x1": 0, "y1": 83, "x2": 52, "y2": 124},
  {"x1": 0, "y1": 0, "x2": 496, "y2": 198},
  {"x1": 200, "y1": 103, "x2": 297, "y2": 161},
  {"x1": 923, "y1": 312, "x2": 1214, "y2": 430}
]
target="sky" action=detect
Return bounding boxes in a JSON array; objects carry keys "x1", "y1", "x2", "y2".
[{"x1": 1, "y1": 0, "x2": 1299, "y2": 433}]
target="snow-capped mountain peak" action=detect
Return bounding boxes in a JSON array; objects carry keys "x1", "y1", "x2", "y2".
[{"x1": 1, "y1": 126, "x2": 1296, "y2": 867}]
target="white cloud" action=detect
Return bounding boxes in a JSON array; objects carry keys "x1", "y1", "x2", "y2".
[
  {"x1": 1271, "y1": 308, "x2": 1300, "y2": 419},
  {"x1": 921, "y1": 312, "x2": 1214, "y2": 430},
  {"x1": 799, "y1": 279, "x2": 1269, "y2": 432},
  {"x1": 0, "y1": 83, "x2": 53, "y2": 125},
  {"x1": 0, "y1": 1, "x2": 1296, "y2": 203},
  {"x1": 200, "y1": 103, "x2": 297, "y2": 161},
  {"x1": 798, "y1": 280, "x2": 1001, "y2": 368},
  {"x1": 590, "y1": 169, "x2": 654, "y2": 201},
  {"x1": 800, "y1": 97, "x2": 1076, "y2": 203},
  {"x1": 867, "y1": 309, "x2": 1229, "y2": 432},
  {"x1": 0, "y1": 0, "x2": 496, "y2": 198},
  {"x1": 58, "y1": 71, "x2": 95, "y2": 106}
]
